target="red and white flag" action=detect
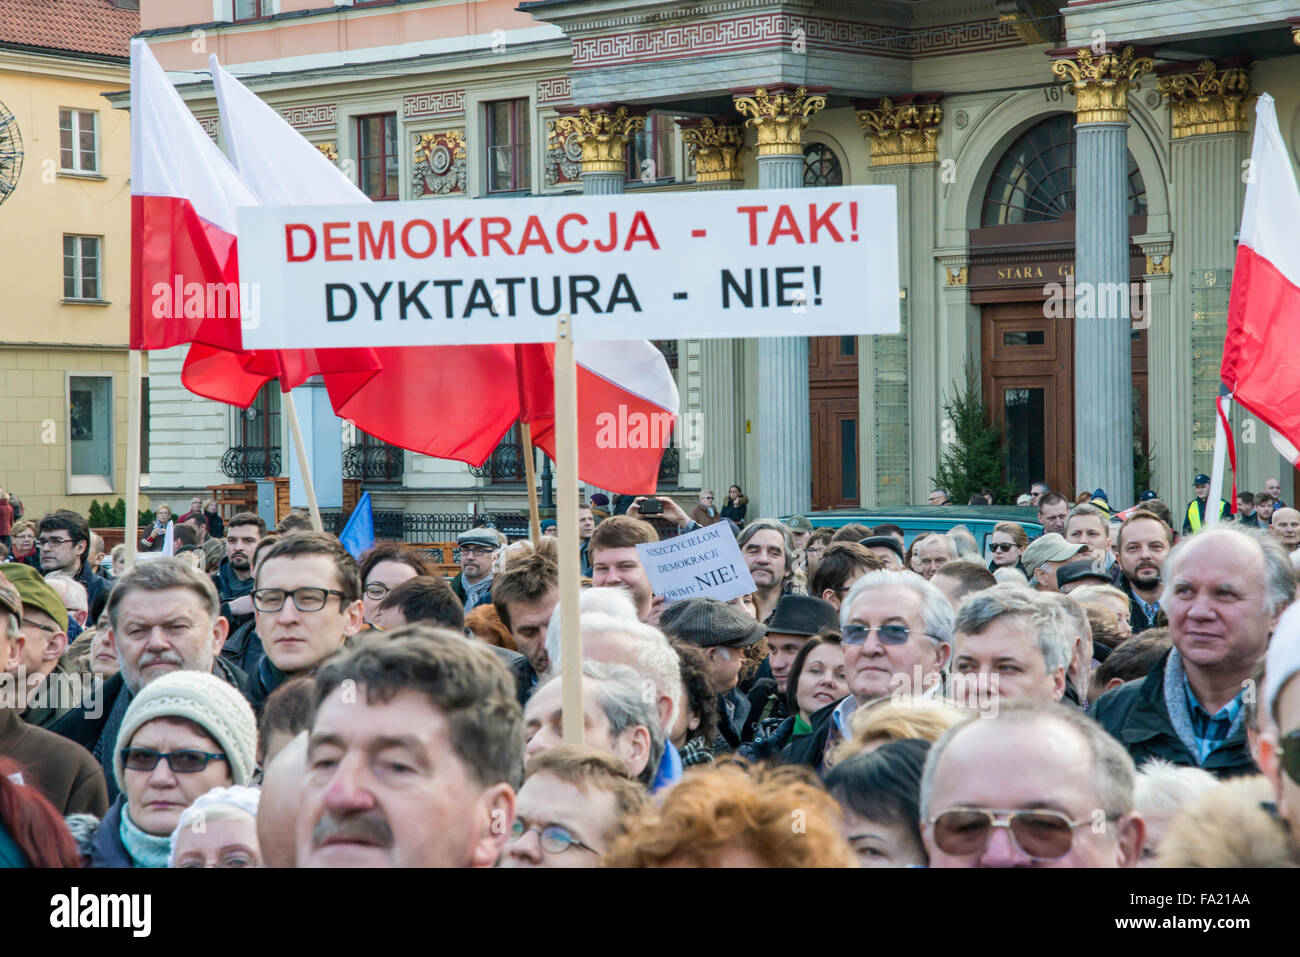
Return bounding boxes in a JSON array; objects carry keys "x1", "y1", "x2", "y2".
[
  {"x1": 129, "y1": 39, "x2": 256, "y2": 352},
  {"x1": 1222, "y1": 93, "x2": 1300, "y2": 467},
  {"x1": 524, "y1": 340, "x2": 680, "y2": 494}
]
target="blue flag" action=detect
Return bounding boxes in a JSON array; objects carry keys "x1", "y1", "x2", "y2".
[{"x1": 339, "y1": 491, "x2": 375, "y2": 560}]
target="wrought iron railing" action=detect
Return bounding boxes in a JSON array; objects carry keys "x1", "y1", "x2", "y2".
[
  {"x1": 342, "y1": 444, "x2": 404, "y2": 482},
  {"x1": 220, "y1": 446, "x2": 281, "y2": 480},
  {"x1": 321, "y1": 510, "x2": 531, "y2": 543},
  {"x1": 469, "y1": 443, "x2": 527, "y2": 483},
  {"x1": 658, "y1": 446, "x2": 679, "y2": 487}
]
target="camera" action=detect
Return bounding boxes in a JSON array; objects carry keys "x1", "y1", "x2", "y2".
[{"x1": 639, "y1": 497, "x2": 664, "y2": 515}]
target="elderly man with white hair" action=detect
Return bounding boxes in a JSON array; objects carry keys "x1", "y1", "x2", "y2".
[
  {"x1": 544, "y1": 587, "x2": 685, "y2": 791},
  {"x1": 781, "y1": 569, "x2": 954, "y2": 770},
  {"x1": 950, "y1": 585, "x2": 1073, "y2": 710},
  {"x1": 1090, "y1": 525, "x2": 1294, "y2": 778}
]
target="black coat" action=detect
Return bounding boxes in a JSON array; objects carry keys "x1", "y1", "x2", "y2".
[
  {"x1": 1118, "y1": 574, "x2": 1160, "y2": 636},
  {"x1": 742, "y1": 677, "x2": 789, "y2": 742},
  {"x1": 88, "y1": 796, "x2": 134, "y2": 868},
  {"x1": 1088, "y1": 649, "x2": 1256, "y2": 778},
  {"x1": 738, "y1": 714, "x2": 796, "y2": 763},
  {"x1": 721, "y1": 496, "x2": 748, "y2": 526},
  {"x1": 221, "y1": 619, "x2": 264, "y2": 676},
  {"x1": 778, "y1": 696, "x2": 844, "y2": 771}
]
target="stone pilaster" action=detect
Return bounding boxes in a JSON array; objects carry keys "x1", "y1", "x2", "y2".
[
  {"x1": 733, "y1": 86, "x2": 827, "y2": 518},
  {"x1": 550, "y1": 104, "x2": 646, "y2": 195},
  {"x1": 1052, "y1": 44, "x2": 1153, "y2": 507}
]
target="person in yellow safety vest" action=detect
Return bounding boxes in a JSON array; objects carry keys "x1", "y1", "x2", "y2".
[{"x1": 1182, "y1": 472, "x2": 1232, "y2": 535}]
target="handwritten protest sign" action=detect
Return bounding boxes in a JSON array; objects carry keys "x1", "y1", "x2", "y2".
[{"x1": 637, "y1": 523, "x2": 756, "y2": 604}]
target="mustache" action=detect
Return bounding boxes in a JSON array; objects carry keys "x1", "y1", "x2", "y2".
[
  {"x1": 313, "y1": 810, "x2": 393, "y2": 850},
  {"x1": 138, "y1": 652, "x2": 184, "y2": 670}
]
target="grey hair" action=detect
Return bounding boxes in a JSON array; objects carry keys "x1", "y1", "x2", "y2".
[
  {"x1": 1066, "y1": 503, "x2": 1109, "y2": 533},
  {"x1": 105, "y1": 557, "x2": 221, "y2": 632},
  {"x1": 919, "y1": 702, "x2": 1137, "y2": 822},
  {"x1": 1040, "y1": 591, "x2": 1092, "y2": 659},
  {"x1": 992, "y1": 566, "x2": 1030, "y2": 587},
  {"x1": 954, "y1": 584, "x2": 1074, "y2": 673},
  {"x1": 1160, "y1": 525, "x2": 1296, "y2": 616},
  {"x1": 46, "y1": 575, "x2": 88, "y2": 614},
  {"x1": 544, "y1": 587, "x2": 639, "y2": 677},
  {"x1": 1068, "y1": 584, "x2": 1129, "y2": 607},
  {"x1": 538, "y1": 661, "x2": 664, "y2": 787},
  {"x1": 840, "y1": 569, "x2": 955, "y2": 646},
  {"x1": 947, "y1": 527, "x2": 978, "y2": 560},
  {"x1": 736, "y1": 519, "x2": 796, "y2": 587},
  {"x1": 1133, "y1": 758, "x2": 1217, "y2": 818}
]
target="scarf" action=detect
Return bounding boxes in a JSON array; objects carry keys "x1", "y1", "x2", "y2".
[
  {"x1": 792, "y1": 713, "x2": 813, "y2": 737},
  {"x1": 120, "y1": 806, "x2": 173, "y2": 869}
]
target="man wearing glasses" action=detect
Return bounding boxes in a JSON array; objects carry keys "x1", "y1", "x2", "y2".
[
  {"x1": 501, "y1": 745, "x2": 648, "y2": 868},
  {"x1": 36, "y1": 509, "x2": 108, "y2": 611},
  {"x1": 451, "y1": 527, "x2": 503, "y2": 613},
  {"x1": 1090, "y1": 526, "x2": 1291, "y2": 779},
  {"x1": 920, "y1": 702, "x2": 1145, "y2": 868},
  {"x1": 247, "y1": 532, "x2": 365, "y2": 711}
]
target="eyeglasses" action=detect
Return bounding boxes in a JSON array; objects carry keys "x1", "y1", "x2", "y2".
[
  {"x1": 841, "y1": 623, "x2": 932, "y2": 646},
  {"x1": 1277, "y1": 730, "x2": 1300, "y2": 787},
  {"x1": 929, "y1": 808, "x2": 1098, "y2": 861},
  {"x1": 21, "y1": 618, "x2": 58, "y2": 634},
  {"x1": 37, "y1": 537, "x2": 74, "y2": 548},
  {"x1": 989, "y1": 543, "x2": 1017, "y2": 553},
  {"x1": 253, "y1": 587, "x2": 350, "y2": 613},
  {"x1": 120, "y1": 748, "x2": 228, "y2": 774},
  {"x1": 363, "y1": 582, "x2": 391, "y2": 601},
  {"x1": 509, "y1": 819, "x2": 599, "y2": 855},
  {"x1": 459, "y1": 545, "x2": 495, "y2": 557}
]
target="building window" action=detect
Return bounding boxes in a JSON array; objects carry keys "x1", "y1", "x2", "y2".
[
  {"x1": 803, "y1": 143, "x2": 842, "y2": 187},
  {"x1": 486, "y1": 99, "x2": 531, "y2": 193},
  {"x1": 63, "y1": 234, "x2": 101, "y2": 301},
  {"x1": 233, "y1": 0, "x2": 269, "y2": 21},
  {"x1": 981, "y1": 114, "x2": 1147, "y2": 226},
  {"x1": 59, "y1": 109, "x2": 97, "y2": 173},
  {"x1": 69, "y1": 374, "x2": 113, "y2": 491},
  {"x1": 356, "y1": 113, "x2": 399, "y2": 201},
  {"x1": 626, "y1": 114, "x2": 674, "y2": 183}
]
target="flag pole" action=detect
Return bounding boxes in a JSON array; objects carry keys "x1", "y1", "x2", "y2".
[
  {"x1": 555, "y1": 316, "x2": 583, "y2": 746},
  {"x1": 283, "y1": 388, "x2": 324, "y2": 533},
  {"x1": 124, "y1": 349, "x2": 143, "y2": 569},
  {"x1": 521, "y1": 421, "x2": 542, "y2": 541},
  {"x1": 1207, "y1": 390, "x2": 1232, "y2": 528}
]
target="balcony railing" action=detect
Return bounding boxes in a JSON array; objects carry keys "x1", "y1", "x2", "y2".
[
  {"x1": 469, "y1": 443, "x2": 527, "y2": 483},
  {"x1": 221, "y1": 446, "x2": 281, "y2": 480},
  {"x1": 322, "y1": 510, "x2": 530, "y2": 543},
  {"x1": 342, "y1": 443, "x2": 404, "y2": 482}
]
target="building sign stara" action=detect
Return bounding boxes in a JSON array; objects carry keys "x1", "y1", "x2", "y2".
[{"x1": 236, "y1": 186, "x2": 899, "y2": 347}]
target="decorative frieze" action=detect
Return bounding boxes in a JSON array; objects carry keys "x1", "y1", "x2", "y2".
[
  {"x1": 412, "y1": 130, "x2": 466, "y2": 196},
  {"x1": 403, "y1": 89, "x2": 466, "y2": 120},
  {"x1": 732, "y1": 86, "x2": 826, "y2": 158},
  {"x1": 1050, "y1": 44, "x2": 1154, "y2": 124},
  {"x1": 1156, "y1": 60, "x2": 1252, "y2": 139},
  {"x1": 278, "y1": 103, "x2": 337, "y2": 133},
  {"x1": 538, "y1": 77, "x2": 572, "y2": 105},
  {"x1": 193, "y1": 111, "x2": 219, "y2": 141},
  {"x1": 855, "y1": 94, "x2": 943, "y2": 166}
]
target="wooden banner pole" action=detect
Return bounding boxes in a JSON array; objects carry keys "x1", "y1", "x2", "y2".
[
  {"x1": 124, "y1": 349, "x2": 143, "y2": 570},
  {"x1": 555, "y1": 316, "x2": 584, "y2": 745},
  {"x1": 283, "y1": 389, "x2": 324, "y2": 533},
  {"x1": 521, "y1": 421, "x2": 542, "y2": 542}
]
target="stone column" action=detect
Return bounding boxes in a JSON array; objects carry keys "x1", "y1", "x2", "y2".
[
  {"x1": 551, "y1": 104, "x2": 646, "y2": 195},
  {"x1": 1155, "y1": 60, "x2": 1273, "y2": 493},
  {"x1": 733, "y1": 86, "x2": 827, "y2": 519},
  {"x1": 681, "y1": 119, "x2": 749, "y2": 498},
  {"x1": 856, "y1": 95, "x2": 943, "y2": 506},
  {"x1": 1052, "y1": 44, "x2": 1153, "y2": 507}
]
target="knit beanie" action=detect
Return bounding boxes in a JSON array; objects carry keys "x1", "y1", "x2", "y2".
[{"x1": 113, "y1": 670, "x2": 258, "y2": 796}]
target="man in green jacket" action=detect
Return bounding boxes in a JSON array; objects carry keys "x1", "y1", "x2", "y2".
[{"x1": 1090, "y1": 526, "x2": 1291, "y2": 778}]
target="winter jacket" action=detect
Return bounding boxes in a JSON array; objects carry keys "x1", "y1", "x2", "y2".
[
  {"x1": 74, "y1": 560, "x2": 110, "y2": 616},
  {"x1": 211, "y1": 557, "x2": 254, "y2": 602},
  {"x1": 738, "y1": 714, "x2": 798, "y2": 763},
  {"x1": 20, "y1": 658, "x2": 83, "y2": 729},
  {"x1": 0, "y1": 708, "x2": 107, "y2": 816},
  {"x1": 88, "y1": 796, "x2": 134, "y2": 868},
  {"x1": 689, "y1": 504, "x2": 720, "y2": 527},
  {"x1": 221, "y1": 618, "x2": 264, "y2": 676},
  {"x1": 742, "y1": 677, "x2": 790, "y2": 742},
  {"x1": 204, "y1": 511, "x2": 225, "y2": 539},
  {"x1": 1118, "y1": 574, "x2": 1161, "y2": 636},
  {"x1": 721, "y1": 495, "x2": 748, "y2": 526},
  {"x1": 714, "y1": 688, "x2": 752, "y2": 752},
  {"x1": 779, "y1": 696, "x2": 844, "y2": 771},
  {"x1": 1154, "y1": 775, "x2": 1297, "y2": 867},
  {"x1": 1088, "y1": 648, "x2": 1256, "y2": 778}
]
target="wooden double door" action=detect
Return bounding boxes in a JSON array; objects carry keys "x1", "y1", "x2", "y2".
[{"x1": 809, "y1": 336, "x2": 860, "y2": 509}]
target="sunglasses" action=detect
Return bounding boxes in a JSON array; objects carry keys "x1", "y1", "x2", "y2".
[
  {"x1": 120, "y1": 748, "x2": 228, "y2": 774},
  {"x1": 989, "y1": 543, "x2": 1017, "y2": 553},
  {"x1": 929, "y1": 807, "x2": 1097, "y2": 861},
  {"x1": 842, "y1": 623, "x2": 927, "y2": 646},
  {"x1": 1277, "y1": 730, "x2": 1300, "y2": 787},
  {"x1": 509, "y1": 820, "x2": 599, "y2": 855}
]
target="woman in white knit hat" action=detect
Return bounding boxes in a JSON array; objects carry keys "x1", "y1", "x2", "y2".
[
  {"x1": 169, "y1": 785, "x2": 262, "y2": 868},
  {"x1": 88, "y1": 670, "x2": 257, "y2": 868}
]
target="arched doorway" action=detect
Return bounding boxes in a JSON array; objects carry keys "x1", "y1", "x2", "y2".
[{"x1": 969, "y1": 115, "x2": 1149, "y2": 497}]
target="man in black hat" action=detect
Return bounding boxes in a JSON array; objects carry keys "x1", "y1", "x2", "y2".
[
  {"x1": 859, "y1": 535, "x2": 905, "y2": 571},
  {"x1": 741, "y1": 594, "x2": 840, "y2": 742},
  {"x1": 1056, "y1": 561, "x2": 1111, "y2": 595},
  {"x1": 658, "y1": 598, "x2": 766, "y2": 753},
  {"x1": 451, "y1": 527, "x2": 503, "y2": 613},
  {"x1": 1182, "y1": 473, "x2": 1231, "y2": 536}
]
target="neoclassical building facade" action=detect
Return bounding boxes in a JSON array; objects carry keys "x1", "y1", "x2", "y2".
[{"x1": 133, "y1": 0, "x2": 1300, "y2": 524}]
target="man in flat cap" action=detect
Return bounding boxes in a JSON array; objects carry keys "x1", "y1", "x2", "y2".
[{"x1": 452, "y1": 527, "x2": 504, "y2": 613}]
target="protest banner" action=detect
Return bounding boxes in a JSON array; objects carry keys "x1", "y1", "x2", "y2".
[
  {"x1": 637, "y1": 522, "x2": 757, "y2": 604},
  {"x1": 237, "y1": 185, "x2": 899, "y2": 348}
]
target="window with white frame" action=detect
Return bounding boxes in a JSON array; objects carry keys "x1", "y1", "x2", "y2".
[
  {"x1": 69, "y1": 374, "x2": 114, "y2": 491},
  {"x1": 63, "y1": 235, "x2": 102, "y2": 301},
  {"x1": 233, "y1": 0, "x2": 269, "y2": 21},
  {"x1": 59, "y1": 109, "x2": 97, "y2": 173}
]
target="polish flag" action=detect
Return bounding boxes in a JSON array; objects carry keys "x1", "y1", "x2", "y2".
[
  {"x1": 130, "y1": 39, "x2": 256, "y2": 352},
  {"x1": 179, "y1": 56, "x2": 382, "y2": 406},
  {"x1": 523, "y1": 341, "x2": 680, "y2": 495},
  {"x1": 1222, "y1": 93, "x2": 1300, "y2": 467}
]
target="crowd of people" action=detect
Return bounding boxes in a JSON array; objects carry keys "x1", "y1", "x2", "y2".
[{"x1": 2, "y1": 471, "x2": 1300, "y2": 869}]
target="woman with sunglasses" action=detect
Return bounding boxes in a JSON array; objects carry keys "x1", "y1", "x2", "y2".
[
  {"x1": 89, "y1": 670, "x2": 257, "y2": 868},
  {"x1": 987, "y1": 522, "x2": 1028, "y2": 578}
]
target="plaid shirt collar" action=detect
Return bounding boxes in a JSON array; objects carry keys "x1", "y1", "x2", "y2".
[{"x1": 1182, "y1": 671, "x2": 1244, "y2": 764}]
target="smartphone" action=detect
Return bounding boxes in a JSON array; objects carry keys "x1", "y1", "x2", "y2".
[{"x1": 640, "y1": 497, "x2": 664, "y2": 515}]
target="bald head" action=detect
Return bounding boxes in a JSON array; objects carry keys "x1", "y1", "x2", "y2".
[
  {"x1": 257, "y1": 731, "x2": 307, "y2": 868},
  {"x1": 1272, "y1": 507, "x2": 1300, "y2": 551}
]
